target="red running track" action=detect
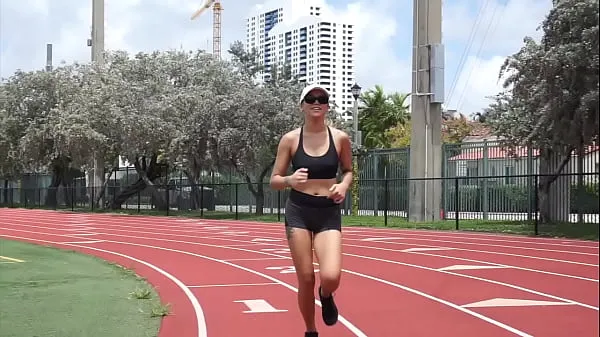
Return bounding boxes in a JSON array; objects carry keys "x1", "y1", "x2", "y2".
[{"x1": 0, "y1": 208, "x2": 598, "y2": 337}]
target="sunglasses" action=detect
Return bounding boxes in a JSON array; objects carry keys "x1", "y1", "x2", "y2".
[{"x1": 304, "y1": 95, "x2": 329, "y2": 104}]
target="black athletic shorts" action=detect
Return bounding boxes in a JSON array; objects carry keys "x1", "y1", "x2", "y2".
[{"x1": 284, "y1": 189, "x2": 342, "y2": 234}]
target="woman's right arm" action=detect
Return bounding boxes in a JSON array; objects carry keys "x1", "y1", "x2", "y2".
[{"x1": 270, "y1": 133, "x2": 292, "y2": 190}]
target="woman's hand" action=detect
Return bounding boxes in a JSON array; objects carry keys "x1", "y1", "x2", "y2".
[
  {"x1": 286, "y1": 168, "x2": 309, "y2": 188},
  {"x1": 328, "y1": 183, "x2": 347, "y2": 204}
]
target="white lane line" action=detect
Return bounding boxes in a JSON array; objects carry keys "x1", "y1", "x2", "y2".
[
  {"x1": 0, "y1": 232, "x2": 368, "y2": 337},
  {"x1": 2, "y1": 227, "x2": 535, "y2": 337},
  {"x1": 188, "y1": 282, "x2": 278, "y2": 288},
  {"x1": 342, "y1": 252, "x2": 599, "y2": 311}
]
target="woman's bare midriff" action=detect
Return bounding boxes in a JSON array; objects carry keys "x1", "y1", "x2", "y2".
[{"x1": 293, "y1": 178, "x2": 338, "y2": 197}]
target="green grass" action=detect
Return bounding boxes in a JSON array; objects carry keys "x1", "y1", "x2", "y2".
[{"x1": 0, "y1": 239, "x2": 165, "y2": 337}]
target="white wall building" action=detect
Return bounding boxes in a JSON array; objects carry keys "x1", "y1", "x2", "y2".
[{"x1": 245, "y1": 0, "x2": 357, "y2": 120}]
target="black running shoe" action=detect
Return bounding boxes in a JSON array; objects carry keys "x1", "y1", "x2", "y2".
[
  {"x1": 319, "y1": 286, "x2": 339, "y2": 326},
  {"x1": 305, "y1": 332, "x2": 318, "y2": 337}
]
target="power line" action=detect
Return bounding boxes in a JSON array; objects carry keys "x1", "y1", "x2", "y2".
[
  {"x1": 446, "y1": 0, "x2": 491, "y2": 107},
  {"x1": 456, "y1": 0, "x2": 507, "y2": 112}
]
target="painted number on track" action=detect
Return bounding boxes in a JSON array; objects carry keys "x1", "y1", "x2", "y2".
[{"x1": 234, "y1": 299, "x2": 287, "y2": 313}]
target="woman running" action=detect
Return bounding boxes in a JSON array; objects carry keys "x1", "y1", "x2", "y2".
[{"x1": 270, "y1": 84, "x2": 353, "y2": 337}]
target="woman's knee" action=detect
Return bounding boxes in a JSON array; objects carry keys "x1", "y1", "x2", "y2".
[
  {"x1": 319, "y1": 268, "x2": 341, "y2": 288},
  {"x1": 296, "y1": 268, "x2": 316, "y2": 288}
]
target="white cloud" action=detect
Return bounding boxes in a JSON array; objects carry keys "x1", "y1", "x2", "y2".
[
  {"x1": 442, "y1": 0, "x2": 552, "y2": 114},
  {"x1": 0, "y1": 0, "x2": 551, "y2": 116},
  {"x1": 448, "y1": 55, "x2": 506, "y2": 114},
  {"x1": 333, "y1": 1, "x2": 412, "y2": 94}
]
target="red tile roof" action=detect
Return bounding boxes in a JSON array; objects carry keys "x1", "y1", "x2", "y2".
[{"x1": 448, "y1": 145, "x2": 599, "y2": 161}]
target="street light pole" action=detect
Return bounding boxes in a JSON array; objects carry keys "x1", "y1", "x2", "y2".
[
  {"x1": 351, "y1": 83, "x2": 362, "y2": 146},
  {"x1": 350, "y1": 83, "x2": 362, "y2": 216}
]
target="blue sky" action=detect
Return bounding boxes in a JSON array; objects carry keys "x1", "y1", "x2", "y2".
[{"x1": 0, "y1": 0, "x2": 552, "y2": 115}]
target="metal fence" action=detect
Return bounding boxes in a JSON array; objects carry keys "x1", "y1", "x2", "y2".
[
  {"x1": 2, "y1": 172, "x2": 598, "y2": 239},
  {"x1": 2, "y1": 140, "x2": 598, "y2": 238}
]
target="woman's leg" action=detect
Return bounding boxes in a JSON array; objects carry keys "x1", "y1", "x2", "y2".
[
  {"x1": 286, "y1": 225, "x2": 318, "y2": 332},
  {"x1": 313, "y1": 229, "x2": 342, "y2": 326}
]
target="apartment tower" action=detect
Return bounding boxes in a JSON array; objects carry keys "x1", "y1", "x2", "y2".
[{"x1": 245, "y1": 0, "x2": 357, "y2": 120}]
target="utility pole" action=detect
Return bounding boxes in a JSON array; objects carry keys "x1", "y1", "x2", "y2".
[
  {"x1": 89, "y1": 0, "x2": 105, "y2": 207},
  {"x1": 408, "y1": 0, "x2": 444, "y2": 222}
]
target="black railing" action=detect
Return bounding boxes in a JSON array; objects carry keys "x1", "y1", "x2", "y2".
[{"x1": 1, "y1": 172, "x2": 598, "y2": 240}]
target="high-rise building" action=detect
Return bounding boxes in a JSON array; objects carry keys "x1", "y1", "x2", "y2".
[{"x1": 245, "y1": 0, "x2": 357, "y2": 120}]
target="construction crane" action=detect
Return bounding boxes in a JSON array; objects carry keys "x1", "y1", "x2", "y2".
[{"x1": 191, "y1": 0, "x2": 222, "y2": 59}]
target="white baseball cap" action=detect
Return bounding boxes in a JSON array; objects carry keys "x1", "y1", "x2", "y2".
[{"x1": 299, "y1": 83, "x2": 330, "y2": 105}]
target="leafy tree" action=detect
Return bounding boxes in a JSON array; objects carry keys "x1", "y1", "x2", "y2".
[
  {"x1": 100, "y1": 50, "x2": 182, "y2": 210},
  {"x1": 228, "y1": 40, "x2": 264, "y2": 79},
  {"x1": 441, "y1": 112, "x2": 474, "y2": 144},
  {"x1": 483, "y1": 0, "x2": 599, "y2": 223},
  {"x1": 0, "y1": 65, "x2": 93, "y2": 207},
  {"x1": 224, "y1": 41, "x2": 307, "y2": 214},
  {"x1": 0, "y1": 41, "x2": 349, "y2": 216},
  {"x1": 388, "y1": 112, "x2": 474, "y2": 148},
  {"x1": 358, "y1": 85, "x2": 410, "y2": 149},
  {"x1": 387, "y1": 121, "x2": 412, "y2": 148},
  {"x1": 162, "y1": 50, "x2": 245, "y2": 209}
]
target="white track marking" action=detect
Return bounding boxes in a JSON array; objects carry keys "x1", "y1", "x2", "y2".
[
  {"x1": 8, "y1": 216, "x2": 596, "y2": 268},
  {"x1": 5, "y1": 214, "x2": 596, "y2": 255},
  {"x1": 409, "y1": 250, "x2": 599, "y2": 282},
  {"x1": 5, "y1": 219, "x2": 598, "y2": 273},
  {"x1": 161, "y1": 216, "x2": 599, "y2": 247},
  {"x1": 2, "y1": 215, "x2": 598, "y2": 310},
  {"x1": 402, "y1": 247, "x2": 453, "y2": 252},
  {"x1": 463, "y1": 298, "x2": 574, "y2": 308},
  {"x1": 0, "y1": 228, "x2": 550, "y2": 337},
  {"x1": 0, "y1": 233, "x2": 367, "y2": 337},
  {"x1": 349, "y1": 241, "x2": 598, "y2": 267},
  {"x1": 357, "y1": 236, "x2": 597, "y2": 256},
  {"x1": 0, "y1": 255, "x2": 25, "y2": 263},
  {"x1": 188, "y1": 282, "x2": 277, "y2": 288},
  {"x1": 437, "y1": 265, "x2": 509, "y2": 271},
  {"x1": 223, "y1": 257, "x2": 288, "y2": 261},
  {"x1": 4, "y1": 224, "x2": 599, "y2": 310},
  {"x1": 60, "y1": 240, "x2": 105, "y2": 244},
  {"x1": 341, "y1": 252, "x2": 599, "y2": 311},
  {"x1": 234, "y1": 299, "x2": 288, "y2": 313},
  {"x1": 83, "y1": 221, "x2": 600, "y2": 269}
]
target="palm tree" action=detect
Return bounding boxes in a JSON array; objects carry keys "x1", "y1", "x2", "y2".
[{"x1": 358, "y1": 85, "x2": 410, "y2": 149}]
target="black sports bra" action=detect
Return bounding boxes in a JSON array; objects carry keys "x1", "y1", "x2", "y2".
[{"x1": 291, "y1": 126, "x2": 339, "y2": 179}]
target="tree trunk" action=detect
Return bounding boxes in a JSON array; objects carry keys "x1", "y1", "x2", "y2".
[
  {"x1": 538, "y1": 147, "x2": 573, "y2": 224},
  {"x1": 45, "y1": 170, "x2": 62, "y2": 208},
  {"x1": 254, "y1": 184, "x2": 265, "y2": 216},
  {"x1": 108, "y1": 154, "x2": 167, "y2": 210},
  {"x1": 45, "y1": 159, "x2": 68, "y2": 208},
  {"x1": 2, "y1": 180, "x2": 8, "y2": 205},
  {"x1": 184, "y1": 171, "x2": 201, "y2": 210},
  {"x1": 94, "y1": 167, "x2": 116, "y2": 208},
  {"x1": 139, "y1": 170, "x2": 168, "y2": 211},
  {"x1": 242, "y1": 160, "x2": 275, "y2": 216},
  {"x1": 109, "y1": 177, "x2": 146, "y2": 209}
]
